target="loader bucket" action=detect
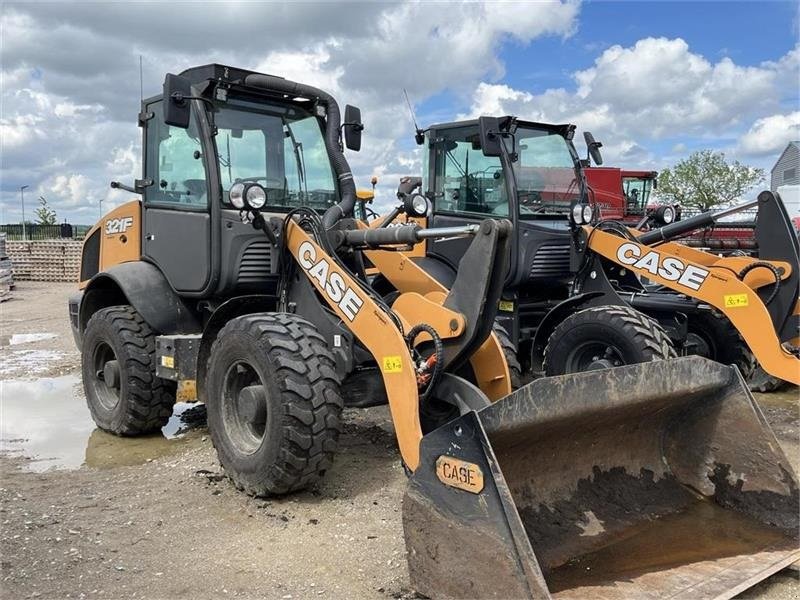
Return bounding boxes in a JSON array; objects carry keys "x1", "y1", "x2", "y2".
[{"x1": 403, "y1": 357, "x2": 799, "y2": 599}]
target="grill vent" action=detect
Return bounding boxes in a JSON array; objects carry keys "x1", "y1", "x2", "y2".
[
  {"x1": 529, "y1": 242, "x2": 571, "y2": 280},
  {"x1": 237, "y1": 240, "x2": 272, "y2": 284}
]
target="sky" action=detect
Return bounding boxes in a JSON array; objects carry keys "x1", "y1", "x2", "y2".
[{"x1": 1, "y1": 0, "x2": 798, "y2": 223}]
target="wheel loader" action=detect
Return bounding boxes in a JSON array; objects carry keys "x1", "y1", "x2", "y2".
[
  {"x1": 70, "y1": 65, "x2": 799, "y2": 598},
  {"x1": 379, "y1": 115, "x2": 799, "y2": 387}
]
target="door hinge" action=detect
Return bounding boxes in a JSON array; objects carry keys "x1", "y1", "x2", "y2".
[
  {"x1": 135, "y1": 178, "x2": 154, "y2": 189},
  {"x1": 138, "y1": 111, "x2": 155, "y2": 126}
]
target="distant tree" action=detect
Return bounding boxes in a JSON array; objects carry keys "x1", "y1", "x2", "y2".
[
  {"x1": 657, "y1": 150, "x2": 764, "y2": 212},
  {"x1": 35, "y1": 196, "x2": 57, "y2": 225}
]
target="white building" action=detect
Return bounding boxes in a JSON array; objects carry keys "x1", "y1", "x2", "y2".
[{"x1": 771, "y1": 141, "x2": 800, "y2": 191}]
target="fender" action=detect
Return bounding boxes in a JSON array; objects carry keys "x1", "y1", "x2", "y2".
[
  {"x1": 76, "y1": 261, "x2": 200, "y2": 346},
  {"x1": 529, "y1": 291, "x2": 608, "y2": 372}
]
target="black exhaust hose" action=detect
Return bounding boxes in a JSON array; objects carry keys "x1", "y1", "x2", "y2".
[{"x1": 244, "y1": 74, "x2": 356, "y2": 228}]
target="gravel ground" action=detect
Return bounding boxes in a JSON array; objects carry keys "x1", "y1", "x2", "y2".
[{"x1": 1, "y1": 282, "x2": 797, "y2": 599}]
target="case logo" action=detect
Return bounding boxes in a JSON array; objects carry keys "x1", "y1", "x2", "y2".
[
  {"x1": 436, "y1": 456, "x2": 484, "y2": 494},
  {"x1": 105, "y1": 216, "x2": 134, "y2": 235},
  {"x1": 616, "y1": 242, "x2": 709, "y2": 291},
  {"x1": 297, "y1": 241, "x2": 364, "y2": 321}
]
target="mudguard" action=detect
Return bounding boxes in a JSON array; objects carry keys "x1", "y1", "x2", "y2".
[{"x1": 76, "y1": 261, "x2": 200, "y2": 346}]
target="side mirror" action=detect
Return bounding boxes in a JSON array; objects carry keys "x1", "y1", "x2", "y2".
[
  {"x1": 163, "y1": 73, "x2": 192, "y2": 129},
  {"x1": 478, "y1": 116, "x2": 503, "y2": 157},
  {"x1": 583, "y1": 131, "x2": 603, "y2": 166},
  {"x1": 343, "y1": 105, "x2": 363, "y2": 152},
  {"x1": 651, "y1": 172, "x2": 658, "y2": 189}
]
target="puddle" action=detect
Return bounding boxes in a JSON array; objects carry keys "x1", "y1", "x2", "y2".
[
  {"x1": 0, "y1": 374, "x2": 206, "y2": 472},
  {"x1": 0, "y1": 349, "x2": 64, "y2": 377},
  {"x1": 0, "y1": 332, "x2": 58, "y2": 346}
]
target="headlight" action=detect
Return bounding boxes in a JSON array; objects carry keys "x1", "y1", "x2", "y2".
[
  {"x1": 404, "y1": 193, "x2": 430, "y2": 217},
  {"x1": 229, "y1": 182, "x2": 245, "y2": 209},
  {"x1": 245, "y1": 184, "x2": 267, "y2": 209},
  {"x1": 572, "y1": 203, "x2": 593, "y2": 225}
]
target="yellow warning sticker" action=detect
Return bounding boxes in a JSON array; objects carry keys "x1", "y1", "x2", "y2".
[
  {"x1": 382, "y1": 356, "x2": 403, "y2": 373},
  {"x1": 724, "y1": 294, "x2": 749, "y2": 308},
  {"x1": 161, "y1": 355, "x2": 175, "y2": 369},
  {"x1": 498, "y1": 300, "x2": 514, "y2": 312},
  {"x1": 436, "y1": 456, "x2": 484, "y2": 494}
]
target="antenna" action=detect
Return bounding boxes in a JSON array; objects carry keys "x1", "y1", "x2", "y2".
[
  {"x1": 139, "y1": 55, "x2": 144, "y2": 103},
  {"x1": 402, "y1": 89, "x2": 425, "y2": 145}
]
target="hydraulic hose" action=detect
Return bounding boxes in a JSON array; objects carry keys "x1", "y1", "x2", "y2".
[{"x1": 244, "y1": 74, "x2": 356, "y2": 229}]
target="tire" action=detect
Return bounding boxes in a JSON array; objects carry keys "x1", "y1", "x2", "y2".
[
  {"x1": 544, "y1": 305, "x2": 676, "y2": 376},
  {"x1": 684, "y1": 310, "x2": 756, "y2": 379},
  {"x1": 81, "y1": 305, "x2": 176, "y2": 435},
  {"x1": 748, "y1": 366, "x2": 790, "y2": 393},
  {"x1": 205, "y1": 313, "x2": 343, "y2": 496},
  {"x1": 493, "y1": 323, "x2": 522, "y2": 390}
]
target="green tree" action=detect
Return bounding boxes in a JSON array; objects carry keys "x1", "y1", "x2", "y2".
[
  {"x1": 35, "y1": 196, "x2": 57, "y2": 225},
  {"x1": 657, "y1": 150, "x2": 764, "y2": 212}
]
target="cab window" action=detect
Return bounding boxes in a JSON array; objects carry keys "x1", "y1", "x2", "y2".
[
  {"x1": 145, "y1": 101, "x2": 208, "y2": 208},
  {"x1": 431, "y1": 126, "x2": 509, "y2": 217}
]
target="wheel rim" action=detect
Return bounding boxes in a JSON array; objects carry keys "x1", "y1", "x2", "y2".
[
  {"x1": 685, "y1": 331, "x2": 714, "y2": 359},
  {"x1": 221, "y1": 361, "x2": 269, "y2": 456},
  {"x1": 91, "y1": 342, "x2": 121, "y2": 411},
  {"x1": 565, "y1": 341, "x2": 626, "y2": 372}
]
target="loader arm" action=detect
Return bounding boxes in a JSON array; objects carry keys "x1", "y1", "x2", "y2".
[
  {"x1": 283, "y1": 217, "x2": 513, "y2": 470},
  {"x1": 585, "y1": 226, "x2": 800, "y2": 384}
]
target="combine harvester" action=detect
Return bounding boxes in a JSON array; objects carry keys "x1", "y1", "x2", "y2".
[{"x1": 69, "y1": 65, "x2": 798, "y2": 598}]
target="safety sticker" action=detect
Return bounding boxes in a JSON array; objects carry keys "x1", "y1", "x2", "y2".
[
  {"x1": 382, "y1": 356, "x2": 403, "y2": 373},
  {"x1": 436, "y1": 456, "x2": 484, "y2": 494},
  {"x1": 498, "y1": 300, "x2": 514, "y2": 312},
  {"x1": 724, "y1": 294, "x2": 749, "y2": 308},
  {"x1": 161, "y1": 355, "x2": 175, "y2": 369}
]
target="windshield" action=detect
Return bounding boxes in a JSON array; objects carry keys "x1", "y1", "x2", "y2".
[
  {"x1": 214, "y1": 97, "x2": 337, "y2": 211},
  {"x1": 513, "y1": 126, "x2": 583, "y2": 217},
  {"x1": 430, "y1": 124, "x2": 582, "y2": 219},
  {"x1": 622, "y1": 176, "x2": 654, "y2": 215}
]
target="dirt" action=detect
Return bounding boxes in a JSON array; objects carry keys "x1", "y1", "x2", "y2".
[{"x1": 1, "y1": 282, "x2": 798, "y2": 599}]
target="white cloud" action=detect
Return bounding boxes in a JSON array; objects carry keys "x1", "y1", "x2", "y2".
[
  {"x1": 464, "y1": 38, "x2": 799, "y2": 167},
  {"x1": 737, "y1": 112, "x2": 800, "y2": 156},
  {"x1": 0, "y1": 1, "x2": 581, "y2": 222}
]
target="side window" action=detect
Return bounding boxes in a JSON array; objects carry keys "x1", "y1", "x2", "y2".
[
  {"x1": 145, "y1": 101, "x2": 208, "y2": 208},
  {"x1": 433, "y1": 128, "x2": 507, "y2": 217}
]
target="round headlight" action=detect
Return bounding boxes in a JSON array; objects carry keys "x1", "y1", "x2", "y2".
[
  {"x1": 572, "y1": 203, "x2": 584, "y2": 224},
  {"x1": 661, "y1": 205, "x2": 675, "y2": 224},
  {"x1": 245, "y1": 184, "x2": 267, "y2": 209},
  {"x1": 404, "y1": 193, "x2": 429, "y2": 217},
  {"x1": 582, "y1": 204, "x2": 594, "y2": 224},
  {"x1": 229, "y1": 182, "x2": 246, "y2": 209},
  {"x1": 411, "y1": 194, "x2": 429, "y2": 217}
]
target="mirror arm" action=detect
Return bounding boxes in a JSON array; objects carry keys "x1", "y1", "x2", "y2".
[{"x1": 110, "y1": 179, "x2": 153, "y2": 195}]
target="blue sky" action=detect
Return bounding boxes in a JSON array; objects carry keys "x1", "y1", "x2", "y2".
[{"x1": 1, "y1": 1, "x2": 798, "y2": 222}]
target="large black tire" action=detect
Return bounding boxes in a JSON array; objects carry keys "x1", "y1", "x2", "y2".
[
  {"x1": 748, "y1": 366, "x2": 790, "y2": 393},
  {"x1": 685, "y1": 310, "x2": 756, "y2": 379},
  {"x1": 205, "y1": 313, "x2": 343, "y2": 496},
  {"x1": 81, "y1": 305, "x2": 176, "y2": 435},
  {"x1": 493, "y1": 323, "x2": 522, "y2": 390},
  {"x1": 544, "y1": 305, "x2": 676, "y2": 376}
]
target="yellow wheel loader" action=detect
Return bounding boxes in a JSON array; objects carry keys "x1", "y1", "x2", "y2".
[
  {"x1": 380, "y1": 116, "x2": 799, "y2": 389},
  {"x1": 70, "y1": 65, "x2": 798, "y2": 598}
]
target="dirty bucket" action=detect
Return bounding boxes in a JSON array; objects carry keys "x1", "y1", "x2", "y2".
[{"x1": 403, "y1": 356, "x2": 799, "y2": 599}]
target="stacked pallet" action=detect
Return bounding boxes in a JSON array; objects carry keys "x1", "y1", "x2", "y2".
[
  {"x1": 0, "y1": 234, "x2": 12, "y2": 301},
  {"x1": 7, "y1": 240, "x2": 82, "y2": 282}
]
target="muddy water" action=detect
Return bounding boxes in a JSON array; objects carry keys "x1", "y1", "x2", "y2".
[
  {"x1": 547, "y1": 499, "x2": 796, "y2": 593},
  {"x1": 0, "y1": 374, "x2": 205, "y2": 472}
]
